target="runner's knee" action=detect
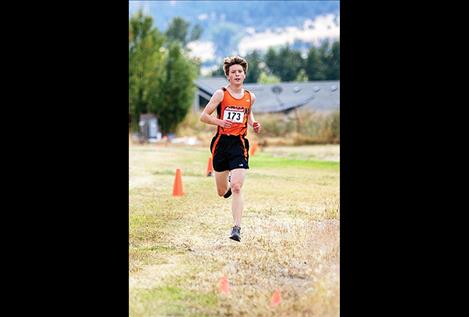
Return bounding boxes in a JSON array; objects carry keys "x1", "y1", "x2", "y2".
[{"x1": 232, "y1": 182, "x2": 242, "y2": 194}]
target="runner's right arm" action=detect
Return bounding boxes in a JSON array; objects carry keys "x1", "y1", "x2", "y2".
[{"x1": 200, "y1": 89, "x2": 232, "y2": 128}]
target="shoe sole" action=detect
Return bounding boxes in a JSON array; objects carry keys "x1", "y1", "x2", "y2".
[
  {"x1": 223, "y1": 188, "x2": 232, "y2": 198},
  {"x1": 229, "y1": 235, "x2": 240, "y2": 242}
]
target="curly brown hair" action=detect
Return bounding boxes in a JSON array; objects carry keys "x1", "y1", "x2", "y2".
[{"x1": 223, "y1": 56, "x2": 248, "y2": 76}]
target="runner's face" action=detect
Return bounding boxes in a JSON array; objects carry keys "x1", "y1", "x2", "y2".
[{"x1": 227, "y1": 64, "x2": 245, "y2": 85}]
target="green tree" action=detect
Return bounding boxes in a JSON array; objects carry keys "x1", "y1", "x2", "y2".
[
  {"x1": 324, "y1": 40, "x2": 340, "y2": 80},
  {"x1": 264, "y1": 47, "x2": 280, "y2": 78},
  {"x1": 165, "y1": 17, "x2": 190, "y2": 46},
  {"x1": 129, "y1": 11, "x2": 165, "y2": 132},
  {"x1": 258, "y1": 71, "x2": 280, "y2": 84},
  {"x1": 265, "y1": 46, "x2": 304, "y2": 82},
  {"x1": 295, "y1": 69, "x2": 308, "y2": 82},
  {"x1": 318, "y1": 40, "x2": 332, "y2": 80},
  {"x1": 277, "y1": 46, "x2": 304, "y2": 81},
  {"x1": 189, "y1": 24, "x2": 203, "y2": 42},
  {"x1": 305, "y1": 45, "x2": 326, "y2": 80},
  {"x1": 151, "y1": 42, "x2": 197, "y2": 134},
  {"x1": 244, "y1": 50, "x2": 262, "y2": 83}
]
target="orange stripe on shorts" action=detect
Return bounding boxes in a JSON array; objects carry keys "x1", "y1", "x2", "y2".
[
  {"x1": 239, "y1": 136, "x2": 248, "y2": 159},
  {"x1": 211, "y1": 134, "x2": 222, "y2": 161}
]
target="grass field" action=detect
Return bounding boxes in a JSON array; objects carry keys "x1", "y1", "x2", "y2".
[{"x1": 129, "y1": 144, "x2": 340, "y2": 316}]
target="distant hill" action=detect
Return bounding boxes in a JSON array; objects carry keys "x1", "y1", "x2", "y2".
[
  {"x1": 129, "y1": 1, "x2": 339, "y2": 33},
  {"x1": 129, "y1": 1, "x2": 340, "y2": 73}
]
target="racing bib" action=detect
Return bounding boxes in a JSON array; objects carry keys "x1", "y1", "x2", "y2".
[{"x1": 223, "y1": 107, "x2": 245, "y2": 123}]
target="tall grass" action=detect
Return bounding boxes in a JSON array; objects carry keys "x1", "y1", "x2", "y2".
[
  {"x1": 256, "y1": 110, "x2": 340, "y2": 145},
  {"x1": 177, "y1": 109, "x2": 340, "y2": 146}
]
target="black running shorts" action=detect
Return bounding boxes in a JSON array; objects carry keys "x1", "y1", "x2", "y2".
[{"x1": 210, "y1": 134, "x2": 250, "y2": 172}]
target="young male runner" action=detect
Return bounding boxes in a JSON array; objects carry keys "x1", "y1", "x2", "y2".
[{"x1": 200, "y1": 56, "x2": 262, "y2": 242}]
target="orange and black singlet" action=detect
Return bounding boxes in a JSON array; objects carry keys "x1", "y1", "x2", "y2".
[
  {"x1": 209, "y1": 87, "x2": 252, "y2": 171},
  {"x1": 216, "y1": 87, "x2": 252, "y2": 136}
]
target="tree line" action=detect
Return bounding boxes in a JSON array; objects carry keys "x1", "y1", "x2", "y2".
[{"x1": 212, "y1": 40, "x2": 339, "y2": 83}]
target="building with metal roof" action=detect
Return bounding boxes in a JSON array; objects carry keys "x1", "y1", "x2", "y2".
[{"x1": 193, "y1": 77, "x2": 340, "y2": 113}]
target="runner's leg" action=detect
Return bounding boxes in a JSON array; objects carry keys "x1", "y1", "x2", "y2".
[
  {"x1": 214, "y1": 170, "x2": 230, "y2": 197},
  {"x1": 230, "y1": 168, "x2": 246, "y2": 227}
]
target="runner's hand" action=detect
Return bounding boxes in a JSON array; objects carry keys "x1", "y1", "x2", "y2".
[
  {"x1": 218, "y1": 119, "x2": 232, "y2": 128},
  {"x1": 253, "y1": 121, "x2": 261, "y2": 133}
]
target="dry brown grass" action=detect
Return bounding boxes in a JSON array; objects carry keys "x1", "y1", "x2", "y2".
[
  {"x1": 129, "y1": 144, "x2": 340, "y2": 316},
  {"x1": 173, "y1": 110, "x2": 340, "y2": 147}
]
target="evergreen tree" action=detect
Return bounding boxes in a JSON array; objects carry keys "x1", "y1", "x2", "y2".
[
  {"x1": 277, "y1": 46, "x2": 304, "y2": 81},
  {"x1": 264, "y1": 47, "x2": 280, "y2": 78},
  {"x1": 244, "y1": 50, "x2": 262, "y2": 83},
  {"x1": 325, "y1": 40, "x2": 340, "y2": 80},
  {"x1": 305, "y1": 45, "x2": 326, "y2": 80}
]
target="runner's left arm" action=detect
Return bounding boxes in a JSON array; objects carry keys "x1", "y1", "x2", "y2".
[{"x1": 248, "y1": 93, "x2": 261, "y2": 133}]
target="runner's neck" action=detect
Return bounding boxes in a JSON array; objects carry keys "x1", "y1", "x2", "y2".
[{"x1": 227, "y1": 85, "x2": 243, "y2": 97}]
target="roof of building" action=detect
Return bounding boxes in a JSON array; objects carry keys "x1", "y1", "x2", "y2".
[{"x1": 195, "y1": 77, "x2": 340, "y2": 113}]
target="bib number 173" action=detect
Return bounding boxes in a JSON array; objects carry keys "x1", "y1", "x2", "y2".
[{"x1": 223, "y1": 109, "x2": 244, "y2": 123}]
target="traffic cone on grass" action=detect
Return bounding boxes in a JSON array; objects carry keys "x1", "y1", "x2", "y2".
[
  {"x1": 172, "y1": 168, "x2": 184, "y2": 196},
  {"x1": 219, "y1": 275, "x2": 230, "y2": 294},
  {"x1": 271, "y1": 288, "x2": 281, "y2": 306}
]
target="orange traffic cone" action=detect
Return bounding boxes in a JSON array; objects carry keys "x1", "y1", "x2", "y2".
[
  {"x1": 271, "y1": 288, "x2": 281, "y2": 306},
  {"x1": 219, "y1": 275, "x2": 230, "y2": 294},
  {"x1": 172, "y1": 168, "x2": 184, "y2": 196},
  {"x1": 206, "y1": 157, "x2": 213, "y2": 176},
  {"x1": 250, "y1": 141, "x2": 258, "y2": 156}
]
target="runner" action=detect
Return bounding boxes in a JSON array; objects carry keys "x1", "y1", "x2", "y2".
[{"x1": 200, "y1": 56, "x2": 262, "y2": 242}]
